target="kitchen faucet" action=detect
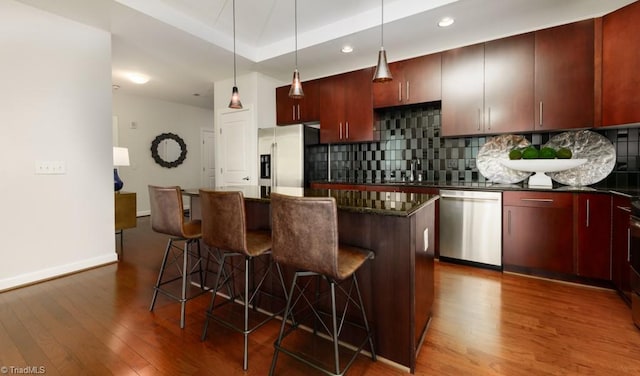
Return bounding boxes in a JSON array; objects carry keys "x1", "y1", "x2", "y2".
[{"x1": 409, "y1": 159, "x2": 420, "y2": 182}]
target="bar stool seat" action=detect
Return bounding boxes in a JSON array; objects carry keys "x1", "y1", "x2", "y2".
[
  {"x1": 269, "y1": 192, "x2": 376, "y2": 376},
  {"x1": 148, "y1": 185, "x2": 214, "y2": 329},
  {"x1": 199, "y1": 189, "x2": 288, "y2": 371}
]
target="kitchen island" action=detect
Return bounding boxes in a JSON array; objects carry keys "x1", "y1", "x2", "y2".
[{"x1": 185, "y1": 186, "x2": 438, "y2": 373}]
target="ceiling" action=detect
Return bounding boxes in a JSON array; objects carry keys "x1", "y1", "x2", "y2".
[{"x1": 18, "y1": 0, "x2": 637, "y2": 110}]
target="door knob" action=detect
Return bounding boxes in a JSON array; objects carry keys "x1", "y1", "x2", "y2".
[{"x1": 242, "y1": 176, "x2": 250, "y2": 181}]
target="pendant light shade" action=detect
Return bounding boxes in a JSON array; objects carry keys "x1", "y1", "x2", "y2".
[
  {"x1": 229, "y1": 86, "x2": 242, "y2": 109},
  {"x1": 289, "y1": 0, "x2": 304, "y2": 98},
  {"x1": 228, "y1": 0, "x2": 243, "y2": 109},
  {"x1": 373, "y1": 0, "x2": 392, "y2": 83}
]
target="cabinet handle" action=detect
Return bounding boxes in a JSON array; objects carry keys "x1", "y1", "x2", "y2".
[
  {"x1": 398, "y1": 82, "x2": 402, "y2": 102},
  {"x1": 586, "y1": 199, "x2": 590, "y2": 228},
  {"x1": 539, "y1": 101, "x2": 543, "y2": 127},
  {"x1": 508, "y1": 210, "x2": 511, "y2": 234},
  {"x1": 339, "y1": 122, "x2": 343, "y2": 139},
  {"x1": 477, "y1": 108, "x2": 482, "y2": 131},
  {"x1": 292, "y1": 105, "x2": 296, "y2": 120},
  {"x1": 406, "y1": 81, "x2": 410, "y2": 101},
  {"x1": 487, "y1": 107, "x2": 491, "y2": 130},
  {"x1": 346, "y1": 122, "x2": 349, "y2": 139},
  {"x1": 521, "y1": 198, "x2": 553, "y2": 203},
  {"x1": 297, "y1": 104, "x2": 300, "y2": 119}
]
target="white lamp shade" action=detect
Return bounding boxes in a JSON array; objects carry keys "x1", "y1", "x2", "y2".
[{"x1": 113, "y1": 147, "x2": 130, "y2": 166}]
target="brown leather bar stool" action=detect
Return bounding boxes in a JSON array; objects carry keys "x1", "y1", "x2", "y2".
[
  {"x1": 148, "y1": 185, "x2": 210, "y2": 328},
  {"x1": 199, "y1": 189, "x2": 288, "y2": 371},
  {"x1": 269, "y1": 193, "x2": 376, "y2": 376}
]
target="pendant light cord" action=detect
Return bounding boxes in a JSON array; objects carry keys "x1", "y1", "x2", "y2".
[
  {"x1": 381, "y1": 0, "x2": 384, "y2": 48},
  {"x1": 233, "y1": 0, "x2": 237, "y2": 86},
  {"x1": 294, "y1": 0, "x2": 298, "y2": 69}
]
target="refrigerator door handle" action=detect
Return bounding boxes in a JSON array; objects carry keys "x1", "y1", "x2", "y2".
[{"x1": 272, "y1": 142, "x2": 277, "y2": 186}]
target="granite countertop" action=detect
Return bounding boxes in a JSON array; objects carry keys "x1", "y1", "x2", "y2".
[
  {"x1": 184, "y1": 186, "x2": 439, "y2": 217},
  {"x1": 313, "y1": 179, "x2": 640, "y2": 197}
]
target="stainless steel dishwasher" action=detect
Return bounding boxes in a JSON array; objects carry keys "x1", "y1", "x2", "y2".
[{"x1": 439, "y1": 189, "x2": 502, "y2": 269}]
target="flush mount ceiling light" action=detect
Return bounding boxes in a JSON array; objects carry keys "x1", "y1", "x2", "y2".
[
  {"x1": 438, "y1": 17, "x2": 455, "y2": 27},
  {"x1": 372, "y1": 0, "x2": 392, "y2": 83},
  {"x1": 288, "y1": 0, "x2": 304, "y2": 99},
  {"x1": 228, "y1": 0, "x2": 243, "y2": 109},
  {"x1": 127, "y1": 73, "x2": 149, "y2": 84}
]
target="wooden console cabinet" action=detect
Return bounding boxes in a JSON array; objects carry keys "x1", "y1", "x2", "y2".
[{"x1": 115, "y1": 191, "x2": 137, "y2": 258}]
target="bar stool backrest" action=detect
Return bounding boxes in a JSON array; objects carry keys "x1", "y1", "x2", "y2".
[
  {"x1": 148, "y1": 185, "x2": 186, "y2": 237},
  {"x1": 199, "y1": 190, "x2": 248, "y2": 254},
  {"x1": 270, "y1": 193, "x2": 340, "y2": 280}
]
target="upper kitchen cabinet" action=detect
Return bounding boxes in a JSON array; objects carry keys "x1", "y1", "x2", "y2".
[
  {"x1": 275, "y1": 79, "x2": 320, "y2": 125},
  {"x1": 319, "y1": 67, "x2": 376, "y2": 143},
  {"x1": 602, "y1": 1, "x2": 640, "y2": 127},
  {"x1": 441, "y1": 43, "x2": 484, "y2": 137},
  {"x1": 534, "y1": 19, "x2": 595, "y2": 130},
  {"x1": 442, "y1": 33, "x2": 534, "y2": 137},
  {"x1": 372, "y1": 53, "x2": 442, "y2": 108}
]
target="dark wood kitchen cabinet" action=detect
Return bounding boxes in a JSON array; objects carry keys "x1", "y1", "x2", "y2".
[
  {"x1": 574, "y1": 193, "x2": 612, "y2": 280},
  {"x1": 503, "y1": 191, "x2": 574, "y2": 275},
  {"x1": 319, "y1": 67, "x2": 375, "y2": 143},
  {"x1": 276, "y1": 79, "x2": 320, "y2": 125},
  {"x1": 442, "y1": 33, "x2": 534, "y2": 136},
  {"x1": 441, "y1": 43, "x2": 484, "y2": 137},
  {"x1": 612, "y1": 194, "x2": 632, "y2": 304},
  {"x1": 534, "y1": 19, "x2": 595, "y2": 130},
  {"x1": 372, "y1": 53, "x2": 441, "y2": 108},
  {"x1": 602, "y1": 1, "x2": 640, "y2": 127}
]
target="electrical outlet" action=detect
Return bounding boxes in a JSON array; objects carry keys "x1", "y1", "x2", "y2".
[
  {"x1": 35, "y1": 160, "x2": 66, "y2": 175},
  {"x1": 447, "y1": 159, "x2": 458, "y2": 168}
]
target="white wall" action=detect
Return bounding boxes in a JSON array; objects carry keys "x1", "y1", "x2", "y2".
[
  {"x1": 0, "y1": 1, "x2": 115, "y2": 290},
  {"x1": 112, "y1": 93, "x2": 214, "y2": 215}
]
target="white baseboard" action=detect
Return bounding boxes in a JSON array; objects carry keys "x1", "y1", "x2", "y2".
[{"x1": 0, "y1": 253, "x2": 118, "y2": 292}]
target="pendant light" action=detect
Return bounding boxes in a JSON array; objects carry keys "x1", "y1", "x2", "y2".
[
  {"x1": 288, "y1": 0, "x2": 304, "y2": 98},
  {"x1": 228, "y1": 0, "x2": 243, "y2": 109},
  {"x1": 373, "y1": 0, "x2": 392, "y2": 82}
]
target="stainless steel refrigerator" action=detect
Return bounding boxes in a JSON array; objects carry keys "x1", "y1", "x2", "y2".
[{"x1": 258, "y1": 124, "x2": 321, "y2": 187}]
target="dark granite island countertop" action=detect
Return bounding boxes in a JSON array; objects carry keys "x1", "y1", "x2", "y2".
[
  {"x1": 184, "y1": 185, "x2": 438, "y2": 373},
  {"x1": 183, "y1": 185, "x2": 439, "y2": 217}
]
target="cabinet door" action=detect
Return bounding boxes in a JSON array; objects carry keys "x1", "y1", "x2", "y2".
[
  {"x1": 442, "y1": 43, "x2": 485, "y2": 137},
  {"x1": 372, "y1": 62, "x2": 405, "y2": 108},
  {"x1": 503, "y1": 192, "x2": 574, "y2": 275},
  {"x1": 484, "y1": 33, "x2": 534, "y2": 134},
  {"x1": 575, "y1": 194, "x2": 612, "y2": 280},
  {"x1": 612, "y1": 195, "x2": 632, "y2": 303},
  {"x1": 276, "y1": 81, "x2": 321, "y2": 125},
  {"x1": 319, "y1": 75, "x2": 345, "y2": 143},
  {"x1": 344, "y1": 67, "x2": 375, "y2": 142},
  {"x1": 534, "y1": 20, "x2": 595, "y2": 130},
  {"x1": 276, "y1": 85, "x2": 297, "y2": 125},
  {"x1": 602, "y1": 1, "x2": 640, "y2": 126},
  {"x1": 403, "y1": 53, "x2": 442, "y2": 105}
]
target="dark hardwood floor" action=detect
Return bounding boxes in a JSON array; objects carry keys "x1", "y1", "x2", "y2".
[{"x1": 1, "y1": 216, "x2": 640, "y2": 375}]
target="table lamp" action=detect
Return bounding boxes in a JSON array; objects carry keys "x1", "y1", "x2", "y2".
[{"x1": 113, "y1": 147, "x2": 130, "y2": 192}]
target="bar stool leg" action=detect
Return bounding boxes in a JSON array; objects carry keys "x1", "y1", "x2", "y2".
[
  {"x1": 201, "y1": 252, "x2": 228, "y2": 340},
  {"x1": 354, "y1": 275, "x2": 376, "y2": 360},
  {"x1": 330, "y1": 281, "x2": 340, "y2": 375},
  {"x1": 243, "y1": 256, "x2": 250, "y2": 370},
  {"x1": 180, "y1": 240, "x2": 189, "y2": 328},
  {"x1": 150, "y1": 239, "x2": 173, "y2": 311},
  {"x1": 269, "y1": 272, "x2": 299, "y2": 376}
]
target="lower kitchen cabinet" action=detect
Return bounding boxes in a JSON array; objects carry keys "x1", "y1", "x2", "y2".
[
  {"x1": 612, "y1": 194, "x2": 632, "y2": 304},
  {"x1": 503, "y1": 191, "x2": 574, "y2": 275},
  {"x1": 575, "y1": 193, "x2": 612, "y2": 280}
]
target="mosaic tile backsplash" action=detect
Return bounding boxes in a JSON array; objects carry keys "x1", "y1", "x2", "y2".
[{"x1": 310, "y1": 103, "x2": 640, "y2": 189}]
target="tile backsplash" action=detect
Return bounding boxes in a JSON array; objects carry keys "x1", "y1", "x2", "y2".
[{"x1": 312, "y1": 103, "x2": 640, "y2": 189}]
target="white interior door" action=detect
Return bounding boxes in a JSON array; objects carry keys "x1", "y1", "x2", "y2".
[
  {"x1": 201, "y1": 128, "x2": 216, "y2": 188},
  {"x1": 217, "y1": 108, "x2": 254, "y2": 186}
]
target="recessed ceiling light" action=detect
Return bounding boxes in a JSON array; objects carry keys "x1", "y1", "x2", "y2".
[
  {"x1": 341, "y1": 45, "x2": 354, "y2": 53},
  {"x1": 127, "y1": 73, "x2": 150, "y2": 84},
  {"x1": 438, "y1": 17, "x2": 455, "y2": 28},
  {"x1": 112, "y1": 84, "x2": 120, "y2": 90}
]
